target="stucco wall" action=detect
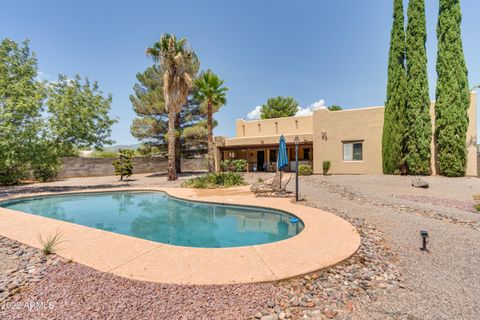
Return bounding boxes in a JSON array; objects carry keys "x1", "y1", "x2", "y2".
[
  {"x1": 236, "y1": 115, "x2": 312, "y2": 137},
  {"x1": 221, "y1": 133, "x2": 313, "y2": 147},
  {"x1": 312, "y1": 107, "x2": 385, "y2": 175},
  {"x1": 217, "y1": 92, "x2": 478, "y2": 176},
  {"x1": 466, "y1": 92, "x2": 478, "y2": 176},
  {"x1": 58, "y1": 157, "x2": 207, "y2": 178}
]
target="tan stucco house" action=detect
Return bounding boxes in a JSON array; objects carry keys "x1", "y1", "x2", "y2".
[{"x1": 215, "y1": 92, "x2": 478, "y2": 176}]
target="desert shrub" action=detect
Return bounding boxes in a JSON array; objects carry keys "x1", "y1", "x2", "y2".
[
  {"x1": 298, "y1": 165, "x2": 313, "y2": 176},
  {"x1": 220, "y1": 159, "x2": 247, "y2": 172},
  {"x1": 38, "y1": 229, "x2": 64, "y2": 255},
  {"x1": 112, "y1": 150, "x2": 135, "y2": 181},
  {"x1": 220, "y1": 160, "x2": 229, "y2": 172},
  {"x1": 233, "y1": 159, "x2": 247, "y2": 172},
  {"x1": 182, "y1": 172, "x2": 246, "y2": 189},
  {"x1": 322, "y1": 160, "x2": 331, "y2": 175}
]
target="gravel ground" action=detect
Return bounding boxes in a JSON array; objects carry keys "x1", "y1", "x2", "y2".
[
  {"x1": 291, "y1": 175, "x2": 480, "y2": 320},
  {"x1": 0, "y1": 237, "x2": 64, "y2": 304},
  {"x1": 1, "y1": 173, "x2": 479, "y2": 319},
  {"x1": 0, "y1": 259, "x2": 286, "y2": 320}
]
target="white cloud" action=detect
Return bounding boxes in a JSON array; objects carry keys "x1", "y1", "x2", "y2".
[
  {"x1": 246, "y1": 99, "x2": 327, "y2": 119},
  {"x1": 295, "y1": 106, "x2": 313, "y2": 116},
  {"x1": 247, "y1": 105, "x2": 262, "y2": 120},
  {"x1": 310, "y1": 99, "x2": 327, "y2": 110},
  {"x1": 294, "y1": 99, "x2": 327, "y2": 116}
]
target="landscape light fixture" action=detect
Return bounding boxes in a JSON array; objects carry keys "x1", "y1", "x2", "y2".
[
  {"x1": 294, "y1": 136, "x2": 300, "y2": 202},
  {"x1": 420, "y1": 230, "x2": 429, "y2": 251}
]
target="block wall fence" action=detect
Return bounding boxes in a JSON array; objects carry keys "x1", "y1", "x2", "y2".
[{"x1": 58, "y1": 157, "x2": 207, "y2": 178}]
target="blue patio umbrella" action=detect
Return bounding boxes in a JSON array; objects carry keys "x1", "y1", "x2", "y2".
[{"x1": 277, "y1": 135, "x2": 289, "y2": 171}]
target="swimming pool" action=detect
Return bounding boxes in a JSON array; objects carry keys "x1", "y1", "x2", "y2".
[{"x1": 0, "y1": 191, "x2": 304, "y2": 248}]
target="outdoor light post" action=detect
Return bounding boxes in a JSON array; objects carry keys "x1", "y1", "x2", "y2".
[
  {"x1": 420, "y1": 230, "x2": 429, "y2": 251},
  {"x1": 294, "y1": 136, "x2": 300, "y2": 202}
]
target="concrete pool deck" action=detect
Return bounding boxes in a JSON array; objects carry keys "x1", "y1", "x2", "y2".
[{"x1": 0, "y1": 186, "x2": 360, "y2": 285}]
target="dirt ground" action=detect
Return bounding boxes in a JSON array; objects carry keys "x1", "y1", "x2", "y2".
[{"x1": 292, "y1": 174, "x2": 480, "y2": 320}]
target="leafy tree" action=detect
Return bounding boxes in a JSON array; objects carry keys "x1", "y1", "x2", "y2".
[
  {"x1": 0, "y1": 39, "x2": 46, "y2": 184},
  {"x1": 130, "y1": 65, "x2": 207, "y2": 169},
  {"x1": 47, "y1": 74, "x2": 117, "y2": 156},
  {"x1": 405, "y1": 0, "x2": 431, "y2": 175},
  {"x1": 182, "y1": 123, "x2": 208, "y2": 154},
  {"x1": 146, "y1": 34, "x2": 199, "y2": 181},
  {"x1": 112, "y1": 149, "x2": 134, "y2": 181},
  {"x1": 435, "y1": 0, "x2": 470, "y2": 177},
  {"x1": 382, "y1": 0, "x2": 408, "y2": 175},
  {"x1": 130, "y1": 65, "x2": 166, "y2": 146},
  {"x1": 194, "y1": 70, "x2": 228, "y2": 172},
  {"x1": 327, "y1": 105, "x2": 343, "y2": 111},
  {"x1": 260, "y1": 96, "x2": 298, "y2": 119},
  {"x1": 0, "y1": 38, "x2": 118, "y2": 185}
]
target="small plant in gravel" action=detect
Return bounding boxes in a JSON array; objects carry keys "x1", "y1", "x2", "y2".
[
  {"x1": 298, "y1": 165, "x2": 313, "y2": 176},
  {"x1": 182, "y1": 172, "x2": 246, "y2": 189},
  {"x1": 112, "y1": 149, "x2": 134, "y2": 181},
  {"x1": 474, "y1": 195, "x2": 480, "y2": 212},
  {"x1": 38, "y1": 230, "x2": 64, "y2": 255},
  {"x1": 322, "y1": 160, "x2": 331, "y2": 175}
]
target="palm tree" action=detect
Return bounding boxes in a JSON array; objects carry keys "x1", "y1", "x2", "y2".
[
  {"x1": 194, "y1": 70, "x2": 228, "y2": 172},
  {"x1": 146, "y1": 34, "x2": 199, "y2": 180}
]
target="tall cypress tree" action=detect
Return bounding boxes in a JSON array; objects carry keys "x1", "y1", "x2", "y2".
[
  {"x1": 382, "y1": 0, "x2": 407, "y2": 174},
  {"x1": 405, "y1": 0, "x2": 432, "y2": 175},
  {"x1": 435, "y1": 0, "x2": 470, "y2": 177}
]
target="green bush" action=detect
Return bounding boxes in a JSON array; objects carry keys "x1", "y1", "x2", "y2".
[
  {"x1": 182, "y1": 172, "x2": 246, "y2": 189},
  {"x1": 322, "y1": 160, "x2": 331, "y2": 175},
  {"x1": 220, "y1": 159, "x2": 247, "y2": 172},
  {"x1": 0, "y1": 165, "x2": 30, "y2": 185},
  {"x1": 298, "y1": 165, "x2": 313, "y2": 176},
  {"x1": 0, "y1": 145, "x2": 62, "y2": 184},
  {"x1": 31, "y1": 146, "x2": 63, "y2": 182},
  {"x1": 112, "y1": 150, "x2": 135, "y2": 181},
  {"x1": 32, "y1": 161, "x2": 62, "y2": 182}
]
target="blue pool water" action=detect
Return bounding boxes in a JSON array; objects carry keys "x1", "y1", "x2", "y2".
[{"x1": 0, "y1": 191, "x2": 304, "y2": 248}]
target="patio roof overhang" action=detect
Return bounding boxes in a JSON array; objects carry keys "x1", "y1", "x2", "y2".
[{"x1": 218, "y1": 133, "x2": 313, "y2": 149}]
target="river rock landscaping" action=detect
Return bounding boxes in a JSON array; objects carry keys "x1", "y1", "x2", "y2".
[{"x1": 0, "y1": 236, "x2": 64, "y2": 305}]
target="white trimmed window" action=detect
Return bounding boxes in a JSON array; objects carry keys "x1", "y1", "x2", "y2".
[{"x1": 343, "y1": 141, "x2": 363, "y2": 161}]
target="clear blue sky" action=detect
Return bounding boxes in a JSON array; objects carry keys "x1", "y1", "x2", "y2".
[{"x1": 1, "y1": 0, "x2": 479, "y2": 145}]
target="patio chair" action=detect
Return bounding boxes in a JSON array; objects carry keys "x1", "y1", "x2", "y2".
[{"x1": 250, "y1": 171, "x2": 293, "y2": 197}]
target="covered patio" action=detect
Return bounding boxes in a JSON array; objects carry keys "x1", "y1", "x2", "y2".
[{"x1": 219, "y1": 142, "x2": 313, "y2": 172}]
